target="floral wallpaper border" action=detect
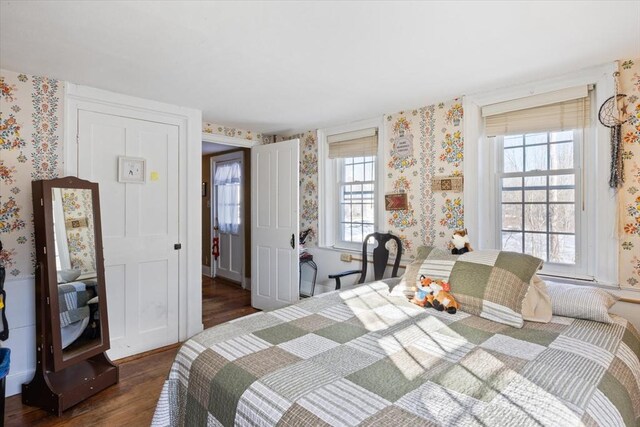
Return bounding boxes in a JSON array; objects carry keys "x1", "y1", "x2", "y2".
[
  {"x1": 618, "y1": 58, "x2": 640, "y2": 289},
  {"x1": 1, "y1": 69, "x2": 64, "y2": 279},
  {"x1": 203, "y1": 121, "x2": 272, "y2": 145}
]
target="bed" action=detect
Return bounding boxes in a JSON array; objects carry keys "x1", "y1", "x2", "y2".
[{"x1": 152, "y1": 280, "x2": 640, "y2": 426}]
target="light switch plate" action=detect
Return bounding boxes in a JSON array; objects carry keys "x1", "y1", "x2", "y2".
[{"x1": 340, "y1": 253, "x2": 352, "y2": 262}]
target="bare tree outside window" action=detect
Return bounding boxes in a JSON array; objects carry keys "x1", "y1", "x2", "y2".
[
  {"x1": 499, "y1": 131, "x2": 577, "y2": 264},
  {"x1": 339, "y1": 156, "x2": 376, "y2": 243}
]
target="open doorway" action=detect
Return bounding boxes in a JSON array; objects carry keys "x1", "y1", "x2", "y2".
[{"x1": 201, "y1": 135, "x2": 256, "y2": 328}]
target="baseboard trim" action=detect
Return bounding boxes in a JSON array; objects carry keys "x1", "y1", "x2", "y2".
[
  {"x1": 6, "y1": 369, "x2": 35, "y2": 397},
  {"x1": 202, "y1": 265, "x2": 211, "y2": 276}
]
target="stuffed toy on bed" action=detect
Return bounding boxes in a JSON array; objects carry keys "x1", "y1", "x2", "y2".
[
  {"x1": 411, "y1": 276, "x2": 431, "y2": 307},
  {"x1": 450, "y1": 229, "x2": 472, "y2": 255},
  {"x1": 431, "y1": 281, "x2": 460, "y2": 314},
  {"x1": 412, "y1": 276, "x2": 445, "y2": 308}
]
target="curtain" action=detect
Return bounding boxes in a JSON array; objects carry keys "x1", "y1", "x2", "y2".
[{"x1": 214, "y1": 161, "x2": 241, "y2": 234}]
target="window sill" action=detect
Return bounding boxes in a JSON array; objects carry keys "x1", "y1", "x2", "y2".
[
  {"x1": 539, "y1": 274, "x2": 613, "y2": 288},
  {"x1": 323, "y1": 245, "x2": 367, "y2": 255},
  {"x1": 539, "y1": 274, "x2": 640, "y2": 304}
]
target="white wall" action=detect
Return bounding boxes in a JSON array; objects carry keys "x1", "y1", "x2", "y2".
[
  {"x1": 3, "y1": 277, "x2": 36, "y2": 396},
  {"x1": 610, "y1": 301, "x2": 640, "y2": 331},
  {"x1": 307, "y1": 247, "x2": 406, "y2": 295}
]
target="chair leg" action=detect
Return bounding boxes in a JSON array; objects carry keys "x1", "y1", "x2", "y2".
[{"x1": 334, "y1": 277, "x2": 341, "y2": 290}]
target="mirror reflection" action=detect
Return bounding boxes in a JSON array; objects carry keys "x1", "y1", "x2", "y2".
[{"x1": 51, "y1": 187, "x2": 102, "y2": 359}]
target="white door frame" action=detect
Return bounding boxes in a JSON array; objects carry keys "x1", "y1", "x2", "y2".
[
  {"x1": 210, "y1": 151, "x2": 246, "y2": 287},
  {"x1": 64, "y1": 83, "x2": 203, "y2": 341},
  {"x1": 203, "y1": 133, "x2": 257, "y2": 289}
]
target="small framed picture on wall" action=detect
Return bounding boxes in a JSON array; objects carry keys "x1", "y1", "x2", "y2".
[{"x1": 118, "y1": 156, "x2": 146, "y2": 183}]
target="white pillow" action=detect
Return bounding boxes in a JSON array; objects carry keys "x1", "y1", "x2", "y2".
[
  {"x1": 546, "y1": 281, "x2": 619, "y2": 323},
  {"x1": 57, "y1": 269, "x2": 81, "y2": 283}
]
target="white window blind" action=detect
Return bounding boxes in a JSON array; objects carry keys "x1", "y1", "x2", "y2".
[
  {"x1": 328, "y1": 128, "x2": 378, "y2": 159},
  {"x1": 483, "y1": 86, "x2": 591, "y2": 137}
]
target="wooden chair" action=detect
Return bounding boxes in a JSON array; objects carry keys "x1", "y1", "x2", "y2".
[{"x1": 329, "y1": 232, "x2": 402, "y2": 290}]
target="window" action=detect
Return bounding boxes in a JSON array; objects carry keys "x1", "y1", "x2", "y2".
[
  {"x1": 317, "y1": 119, "x2": 384, "y2": 250},
  {"x1": 466, "y1": 65, "x2": 620, "y2": 285},
  {"x1": 338, "y1": 156, "x2": 376, "y2": 243},
  {"x1": 485, "y1": 89, "x2": 591, "y2": 278},
  {"x1": 214, "y1": 160, "x2": 241, "y2": 234},
  {"x1": 497, "y1": 130, "x2": 581, "y2": 268}
]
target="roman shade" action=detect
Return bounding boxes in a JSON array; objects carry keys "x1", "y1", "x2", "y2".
[
  {"x1": 483, "y1": 86, "x2": 591, "y2": 137},
  {"x1": 327, "y1": 128, "x2": 378, "y2": 159}
]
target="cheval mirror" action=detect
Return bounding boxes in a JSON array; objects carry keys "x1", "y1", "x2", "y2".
[{"x1": 23, "y1": 177, "x2": 118, "y2": 415}]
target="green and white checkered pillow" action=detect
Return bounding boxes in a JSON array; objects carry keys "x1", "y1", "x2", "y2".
[
  {"x1": 448, "y1": 250, "x2": 543, "y2": 328},
  {"x1": 389, "y1": 246, "x2": 458, "y2": 299}
]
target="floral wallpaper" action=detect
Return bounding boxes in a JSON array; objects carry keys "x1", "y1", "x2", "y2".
[
  {"x1": 274, "y1": 99, "x2": 464, "y2": 258},
  {"x1": 60, "y1": 188, "x2": 96, "y2": 276},
  {"x1": 618, "y1": 58, "x2": 640, "y2": 290},
  {"x1": 384, "y1": 99, "x2": 464, "y2": 259},
  {"x1": 203, "y1": 121, "x2": 272, "y2": 145},
  {"x1": 274, "y1": 131, "x2": 319, "y2": 247},
  {"x1": 0, "y1": 69, "x2": 64, "y2": 279}
]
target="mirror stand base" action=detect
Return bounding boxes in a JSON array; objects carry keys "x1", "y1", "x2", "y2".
[{"x1": 21, "y1": 353, "x2": 119, "y2": 416}]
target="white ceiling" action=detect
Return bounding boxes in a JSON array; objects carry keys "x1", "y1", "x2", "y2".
[{"x1": 1, "y1": 1, "x2": 639, "y2": 135}]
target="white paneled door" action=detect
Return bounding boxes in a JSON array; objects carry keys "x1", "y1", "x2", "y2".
[
  {"x1": 77, "y1": 110, "x2": 179, "y2": 359},
  {"x1": 251, "y1": 139, "x2": 300, "y2": 310}
]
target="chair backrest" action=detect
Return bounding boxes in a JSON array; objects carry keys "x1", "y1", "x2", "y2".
[{"x1": 358, "y1": 232, "x2": 402, "y2": 284}]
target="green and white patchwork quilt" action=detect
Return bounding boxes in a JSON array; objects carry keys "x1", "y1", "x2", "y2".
[{"x1": 152, "y1": 282, "x2": 640, "y2": 426}]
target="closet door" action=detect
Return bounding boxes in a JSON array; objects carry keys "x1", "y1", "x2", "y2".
[{"x1": 77, "y1": 110, "x2": 180, "y2": 359}]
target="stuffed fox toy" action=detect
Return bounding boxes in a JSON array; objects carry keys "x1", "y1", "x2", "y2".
[
  {"x1": 431, "y1": 281, "x2": 460, "y2": 314},
  {"x1": 450, "y1": 229, "x2": 473, "y2": 255},
  {"x1": 411, "y1": 276, "x2": 432, "y2": 307},
  {"x1": 411, "y1": 275, "x2": 460, "y2": 314}
]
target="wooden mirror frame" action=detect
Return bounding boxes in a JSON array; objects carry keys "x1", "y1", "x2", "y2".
[
  {"x1": 23, "y1": 176, "x2": 118, "y2": 415},
  {"x1": 42, "y1": 177, "x2": 110, "y2": 370}
]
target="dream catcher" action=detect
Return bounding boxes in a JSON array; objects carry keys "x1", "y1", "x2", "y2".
[{"x1": 598, "y1": 71, "x2": 630, "y2": 189}]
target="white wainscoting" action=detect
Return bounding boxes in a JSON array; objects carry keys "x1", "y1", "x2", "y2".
[
  {"x1": 306, "y1": 247, "x2": 406, "y2": 295},
  {"x1": 2, "y1": 276, "x2": 37, "y2": 396},
  {"x1": 202, "y1": 265, "x2": 211, "y2": 277}
]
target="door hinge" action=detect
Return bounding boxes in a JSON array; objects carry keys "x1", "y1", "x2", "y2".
[{"x1": 174, "y1": 243, "x2": 182, "y2": 250}]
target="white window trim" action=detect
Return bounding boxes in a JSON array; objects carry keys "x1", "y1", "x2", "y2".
[
  {"x1": 318, "y1": 116, "x2": 386, "y2": 251},
  {"x1": 335, "y1": 156, "x2": 377, "y2": 248},
  {"x1": 463, "y1": 62, "x2": 619, "y2": 287},
  {"x1": 492, "y1": 131, "x2": 586, "y2": 278}
]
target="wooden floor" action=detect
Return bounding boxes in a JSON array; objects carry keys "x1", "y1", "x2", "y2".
[{"x1": 4, "y1": 276, "x2": 257, "y2": 426}]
